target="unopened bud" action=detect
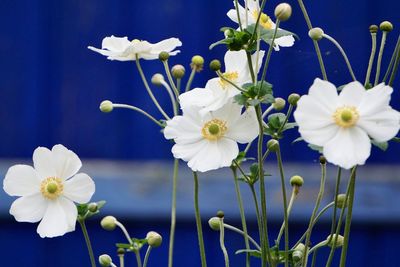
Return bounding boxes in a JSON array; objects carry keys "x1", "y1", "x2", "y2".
[
  {"x1": 369, "y1": 25, "x2": 379, "y2": 33},
  {"x1": 319, "y1": 155, "x2": 327, "y2": 164},
  {"x1": 208, "y1": 217, "x2": 221, "y2": 231},
  {"x1": 100, "y1": 100, "x2": 113, "y2": 113},
  {"x1": 216, "y1": 210, "x2": 224, "y2": 218},
  {"x1": 308, "y1": 27, "x2": 324, "y2": 41},
  {"x1": 151, "y1": 73, "x2": 165, "y2": 86},
  {"x1": 292, "y1": 243, "x2": 305, "y2": 262},
  {"x1": 274, "y1": 3, "x2": 292, "y2": 22},
  {"x1": 191, "y1": 55, "x2": 204, "y2": 72},
  {"x1": 146, "y1": 231, "x2": 162, "y2": 248},
  {"x1": 288, "y1": 93, "x2": 300, "y2": 106},
  {"x1": 88, "y1": 202, "x2": 98, "y2": 213},
  {"x1": 171, "y1": 64, "x2": 185, "y2": 79},
  {"x1": 224, "y1": 29, "x2": 234, "y2": 38},
  {"x1": 99, "y1": 254, "x2": 112, "y2": 267},
  {"x1": 209, "y1": 59, "x2": 221, "y2": 71},
  {"x1": 380, "y1": 21, "x2": 393, "y2": 32},
  {"x1": 290, "y1": 175, "x2": 304, "y2": 187},
  {"x1": 101, "y1": 216, "x2": 117, "y2": 231},
  {"x1": 267, "y1": 139, "x2": 279, "y2": 152},
  {"x1": 158, "y1": 51, "x2": 170, "y2": 61},
  {"x1": 117, "y1": 248, "x2": 125, "y2": 256},
  {"x1": 273, "y1": 97, "x2": 286, "y2": 111},
  {"x1": 326, "y1": 234, "x2": 344, "y2": 247},
  {"x1": 335, "y1": 194, "x2": 348, "y2": 209}
]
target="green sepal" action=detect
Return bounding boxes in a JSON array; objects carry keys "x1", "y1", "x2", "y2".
[
  {"x1": 77, "y1": 200, "x2": 107, "y2": 221},
  {"x1": 235, "y1": 249, "x2": 261, "y2": 258},
  {"x1": 116, "y1": 238, "x2": 148, "y2": 252},
  {"x1": 209, "y1": 27, "x2": 253, "y2": 51},
  {"x1": 391, "y1": 137, "x2": 400, "y2": 143},
  {"x1": 371, "y1": 140, "x2": 388, "y2": 151}
]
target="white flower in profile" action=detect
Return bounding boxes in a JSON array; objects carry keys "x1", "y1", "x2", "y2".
[
  {"x1": 180, "y1": 50, "x2": 264, "y2": 114},
  {"x1": 88, "y1": 35, "x2": 182, "y2": 61},
  {"x1": 164, "y1": 101, "x2": 258, "y2": 172},
  {"x1": 3, "y1": 145, "x2": 95, "y2": 238},
  {"x1": 294, "y1": 78, "x2": 400, "y2": 169},
  {"x1": 227, "y1": 0, "x2": 295, "y2": 51}
]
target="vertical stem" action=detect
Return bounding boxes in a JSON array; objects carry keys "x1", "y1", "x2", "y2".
[
  {"x1": 260, "y1": 20, "x2": 280, "y2": 90},
  {"x1": 185, "y1": 68, "x2": 196, "y2": 92},
  {"x1": 143, "y1": 246, "x2": 152, "y2": 267},
  {"x1": 78, "y1": 220, "x2": 97, "y2": 267},
  {"x1": 246, "y1": 51, "x2": 256, "y2": 84},
  {"x1": 365, "y1": 32, "x2": 377, "y2": 86},
  {"x1": 276, "y1": 189, "x2": 296, "y2": 245},
  {"x1": 118, "y1": 254, "x2": 125, "y2": 267},
  {"x1": 374, "y1": 32, "x2": 388, "y2": 85},
  {"x1": 163, "y1": 60, "x2": 179, "y2": 97},
  {"x1": 193, "y1": 172, "x2": 207, "y2": 267},
  {"x1": 383, "y1": 35, "x2": 400, "y2": 83},
  {"x1": 389, "y1": 35, "x2": 400, "y2": 86},
  {"x1": 234, "y1": 0, "x2": 243, "y2": 31},
  {"x1": 250, "y1": 184, "x2": 264, "y2": 252},
  {"x1": 168, "y1": 159, "x2": 179, "y2": 267},
  {"x1": 311, "y1": 248, "x2": 319, "y2": 267},
  {"x1": 219, "y1": 217, "x2": 230, "y2": 267},
  {"x1": 135, "y1": 251, "x2": 143, "y2": 267},
  {"x1": 327, "y1": 168, "x2": 342, "y2": 246}
]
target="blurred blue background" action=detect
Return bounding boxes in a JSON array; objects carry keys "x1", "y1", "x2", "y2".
[{"x1": 0, "y1": 0, "x2": 400, "y2": 266}]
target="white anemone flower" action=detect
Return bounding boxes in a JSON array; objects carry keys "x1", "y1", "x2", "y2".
[
  {"x1": 227, "y1": 0, "x2": 295, "y2": 51},
  {"x1": 294, "y1": 78, "x2": 400, "y2": 169},
  {"x1": 3, "y1": 144, "x2": 95, "y2": 238},
  {"x1": 88, "y1": 35, "x2": 182, "y2": 61},
  {"x1": 164, "y1": 101, "x2": 258, "y2": 172},
  {"x1": 179, "y1": 50, "x2": 264, "y2": 114}
]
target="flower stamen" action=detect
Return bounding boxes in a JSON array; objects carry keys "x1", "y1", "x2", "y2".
[
  {"x1": 219, "y1": 71, "x2": 239, "y2": 88},
  {"x1": 201, "y1": 119, "x2": 227, "y2": 140},
  {"x1": 333, "y1": 106, "x2": 359, "y2": 128},
  {"x1": 252, "y1": 11, "x2": 273, "y2": 29},
  {"x1": 40, "y1": 177, "x2": 64, "y2": 200}
]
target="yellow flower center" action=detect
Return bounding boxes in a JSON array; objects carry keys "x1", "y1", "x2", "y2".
[
  {"x1": 252, "y1": 11, "x2": 273, "y2": 29},
  {"x1": 131, "y1": 39, "x2": 141, "y2": 44},
  {"x1": 333, "y1": 106, "x2": 359, "y2": 128},
  {"x1": 201, "y1": 119, "x2": 228, "y2": 140},
  {"x1": 219, "y1": 71, "x2": 239, "y2": 88},
  {"x1": 40, "y1": 177, "x2": 64, "y2": 200}
]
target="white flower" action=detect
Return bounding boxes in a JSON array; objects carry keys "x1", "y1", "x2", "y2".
[
  {"x1": 294, "y1": 78, "x2": 400, "y2": 169},
  {"x1": 3, "y1": 144, "x2": 95, "y2": 238},
  {"x1": 88, "y1": 35, "x2": 182, "y2": 61},
  {"x1": 164, "y1": 101, "x2": 259, "y2": 172},
  {"x1": 227, "y1": 0, "x2": 295, "y2": 51},
  {"x1": 179, "y1": 50, "x2": 264, "y2": 114}
]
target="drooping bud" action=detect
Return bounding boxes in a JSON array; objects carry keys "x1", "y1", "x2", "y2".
[
  {"x1": 99, "y1": 100, "x2": 114, "y2": 113},
  {"x1": 88, "y1": 202, "x2": 98, "y2": 213},
  {"x1": 335, "y1": 194, "x2": 348, "y2": 209},
  {"x1": 151, "y1": 73, "x2": 165, "y2": 86},
  {"x1": 380, "y1": 21, "x2": 393, "y2": 32},
  {"x1": 326, "y1": 234, "x2": 344, "y2": 247},
  {"x1": 274, "y1": 3, "x2": 292, "y2": 22},
  {"x1": 267, "y1": 139, "x2": 279, "y2": 152},
  {"x1": 273, "y1": 97, "x2": 286, "y2": 111},
  {"x1": 158, "y1": 51, "x2": 170, "y2": 61},
  {"x1": 369, "y1": 24, "x2": 379, "y2": 33},
  {"x1": 209, "y1": 59, "x2": 221, "y2": 71},
  {"x1": 308, "y1": 27, "x2": 324, "y2": 41},
  {"x1": 146, "y1": 231, "x2": 163, "y2": 248},
  {"x1": 99, "y1": 254, "x2": 112, "y2": 267},
  {"x1": 288, "y1": 93, "x2": 300, "y2": 106},
  {"x1": 101, "y1": 216, "x2": 117, "y2": 231},
  {"x1": 290, "y1": 175, "x2": 304, "y2": 187},
  {"x1": 171, "y1": 64, "x2": 185, "y2": 79},
  {"x1": 292, "y1": 243, "x2": 305, "y2": 262},
  {"x1": 208, "y1": 217, "x2": 221, "y2": 231}
]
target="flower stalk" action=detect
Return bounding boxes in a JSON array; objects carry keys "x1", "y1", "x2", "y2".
[
  {"x1": 168, "y1": 159, "x2": 179, "y2": 267},
  {"x1": 78, "y1": 219, "x2": 97, "y2": 267},
  {"x1": 193, "y1": 172, "x2": 207, "y2": 267}
]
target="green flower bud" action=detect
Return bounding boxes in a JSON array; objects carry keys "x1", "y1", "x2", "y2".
[
  {"x1": 319, "y1": 155, "x2": 327, "y2": 164},
  {"x1": 158, "y1": 51, "x2": 170, "y2": 61},
  {"x1": 216, "y1": 210, "x2": 224, "y2": 218},
  {"x1": 274, "y1": 3, "x2": 292, "y2": 22},
  {"x1": 208, "y1": 217, "x2": 221, "y2": 231},
  {"x1": 88, "y1": 202, "x2": 98, "y2": 213},
  {"x1": 292, "y1": 243, "x2": 305, "y2": 262},
  {"x1": 369, "y1": 24, "x2": 379, "y2": 33},
  {"x1": 209, "y1": 59, "x2": 221, "y2": 71},
  {"x1": 335, "y1": 194, "x2": 348, "y2": 209},
  {"x1": 117, "y1": 248, "x2": 125, "y2": 256},
  {"x1": 99, "y1": 100, "x2": 113, "y2": 113},
  {"x1": 267, "y1": 139, "x2": 279, "y2": 152},
  {"x1": 224, "y1": 29, "x2": 234, "y2": 38},
  {"x1": 171, "y1": 64, "x2": 185, "y2": 79},
  {"x1": 192, "y1": 55, "x2": 204, "y2": 66},
  {"x1": 151, "y1": 73, "x2": 165, "y2": 86},
  {"x1": 272, "y1": 97, "x2": 286, "y2": 111},
  {"x1": 146, "y1": 231, "x2": 163, "y2": 248},
  {"x1": 380, "y1": 21, "x2": 393, "y2": 32},
  {"x1": 308, "y1": 27, "x2": 324, "y2": 41},
  {"x1": 326, "y1": 234, "x2": 344, "y2": 247},
  {"x1": 99, "y1": 254, "x2": 112, "y2": 267},
  {"x1": 288, "y1": 93, "x2": 300, "y2": 106},
  {"x1": 101, "y1": 216, "x2": 117, "y2": 231},
  {"x1": 290, "y1": 175, "x2": 304, "y2": 187}
]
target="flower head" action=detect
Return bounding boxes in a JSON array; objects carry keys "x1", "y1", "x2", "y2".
[
  {"x1": 3, "y1": 144, "x2": 95, "y2": 238},
  {"x1": 294, "y1": 79, "x2": 400, "y2": 169},
  {"x1": 227, "y1": 0, "x2": 295, "y2": 51},
  {"x1": 164, "y1": 101, "x2": 258, "y2": 172},
  {"x1": 88, "y1": 36, "x2": 182, "y2": 61}
]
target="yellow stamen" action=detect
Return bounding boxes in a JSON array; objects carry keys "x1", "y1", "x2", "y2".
[
  {"x1": 40, "y1": 177, "x2": 64, "y2": 200},
  {"x1": 201, "y1": 119, "x2": 228, "y2": 140},
  {"x1": 252, "y1": 11, "x2": 273, "y2": 30},
  {"x1": 333, "y1": 106, "x2": 359, "y2": 128},
  {"x1": 219, "y1": 71, "x2": 239, "y2": 88}
]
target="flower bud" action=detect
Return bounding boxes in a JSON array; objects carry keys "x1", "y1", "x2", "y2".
[
  {"x1": 208, "y1": 217, "x2": 221, "y2": 231},
  {"x1": 326, "y1": 234, "x2": 344, "y2": 247},
  {"x1": 380, "y1": 21, "x2": 393, "y2": 32},
  {"x1": 290, "y1": 175, "x2": 304, "y2": 187},
  {"x1": 308, "y1": 27, "x2": 324, "y2": 41},
  {"x1": 267, "y1": 139, "x2": 279, "y2": 152},
  {"x1": 288, "y1": 93, "x2": 300, "y2": 106},
  {"x1": 224, "y1": 29, "x2": 234, "y2": 38},
  {"x1": 88, "y1": 202, "x2": 98, "y2": 213},
  {"x1": 216, "y1": 210, "x2": 224, "y2": 218},
  {"x1": 117, "y1": 248, "x2": 125, "y2": 256},
  {"x1": 146, "y1": 231, "x2": 162, "y2": 248},
  {"x1": 101, "y1": 216, "x2": 117, "y2": 231},
  {"x1": 274, "y1": 3, "x2": 292, "y2": 22},
  {"x1": 191, "y1": 55, "x2": 204, "y2": 72},
  {"x1": 99, "y1": 254, "x2": 112, "y2": 267},
  {"x1": 171, "y1": 64, "x2": 185, "y2": 79},
  {"x1": 100, "y1": 100, "x2": 113, "y2": 113},
  {"x1": 272, "y1": 97, "x2": 286, "y2": 111},
  {"x1": 209, "y1": 59, "x2": 221, "y2": 71},
  {"x1": 369, "y1": 24, "x2": 379, "y2": 33},
  {"x1": 158, "y1": 51, "x2": 170, "y2": 61},
  {"x1": 335, "y1": 194, "x2": 347, "y2": 209},
  {"x1": 151, "y1": 73, "x2": 165, "y2": 86},
  {"x1": 319, "y1": 155, "x2": 327, "y2": 164},
  {"x1": 292, "y1": 243, "x2": 305, "y2": 262}
]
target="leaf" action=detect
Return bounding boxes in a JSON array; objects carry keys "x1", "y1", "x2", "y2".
[
  {"x1": 371, "y1": 140, "x2": 388, "y2": 151},
  {"x1": 246, "y1": 24, "x2": 299, "y2": 45},
  {"x1": 292, "y1": 137, "x2": 304, "y2": 144},
  {"x1": 308, "y1": 143, "x2": 323, "y2": 153},
  {"x1": 209, "y1": 38, "x2": 231, "y2": 50},
  {"x1": 235, "y1": 249, "x2": 262, "y2": 258},
  {"x1": 282, "y1": 122, "x2": 297, "y2": 131},
  {"x1": 391, "y1": 137, "x2": 400, "y2": 143},
  {"x1": 116, "y1": 243, "x2": 134, "y2": 249}
]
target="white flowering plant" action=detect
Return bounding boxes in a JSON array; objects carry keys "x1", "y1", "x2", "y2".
[{"x1": 3, "y1": 1, "x2": 400, "y2": 267}]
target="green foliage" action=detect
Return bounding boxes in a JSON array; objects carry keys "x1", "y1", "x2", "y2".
[
  {"x1": 245, "y1": 24, "x2": 298, "y2": 46},
  {"x1": 234, "y1": 81, "x2": 274, "y2": 107},
  {"x1": 264, "y1": 113, "x2": 297, "y2": 139},
  {"x1": 116, "y1": 238, "x2": 148, "y2": 253},
  {"x1": 77, "y1": 200, "x2": 106, "y2": 222}
]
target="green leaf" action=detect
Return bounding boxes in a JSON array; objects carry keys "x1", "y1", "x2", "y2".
[
  {"x1": 116, "y1": 243, "x2": 134, "y2": 249},
  {"x1": 308, "y1": 143, "x2": 323, "y2": 153},
  {"x1": 245, "y1": 24, "x2": 299, "y2": 45},
  {"x1": 234, "y1": 94, "x2": 248, "y2": 106},
  {"x1": 282, "y1": 122, "x2": 297, "y2": 131},
  {"x1": 209, "y1": 38, "x2": 231, "y2": 50},
  {"x1": 391, "y1": 137, "x2": 400, "y2": 143},
  {"x1": 235, "y1": 249, "x2": 261, "y2": 258},
  {"x1": 371, "y1": 140, "x2": 388, "y2": 151}
]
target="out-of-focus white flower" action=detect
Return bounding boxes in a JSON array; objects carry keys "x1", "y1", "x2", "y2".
[
  {"x1": 294, "y1": 78, "x2": 400, "y2": 169},
  {"x1": 88, "y1": 36, "x2": 182, "y2": 61},
  {"x1": 180, "y1": 50, "x2": 264, "y2": 114},
  {"x1": 227, "y1": 0, "x2": 295, "y2": 51},
  {"x1": 164, "y1": 101, "x2": 258, "y2": 172},
  {"x1": 3, "y1": 145, "x2": 95, "y2": 238}
]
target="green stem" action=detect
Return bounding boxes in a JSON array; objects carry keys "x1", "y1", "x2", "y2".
[
  {"x1": 234, "y1": 0, "x2": 243, "y2": 31},
  {"x1": 185, "y1": 68, "x2": 196, "y2": 92},
  {"x1": 323, "y1": 34, "x2": 356, "y2": 81},
  {"x1": 118, "y1": 254, "x2": 125, "y2": 267},
  {"x1": 160, "y1": 80, "x2": 178, "y2": 116},
  {"x1": 193, "y1": 172, "x2": 207, "y2": 267},
  {"x1": 176, "y1": 78, "x2": 182, "y2": 93},
  {"x1": 78, "y1": 220, "x2": 97, "y2": 267},
  {"x1": 246, "y1": 51, "x2": 256, "y2": 84},
  {"x1": 219, "y1": 217, "x2": 230, "y2": 267},
  {"x1": 374, "y1": 32, "x2": 388, "y2": 85},
  {"x1": 143, "y1": 246, "x2": 152, "y2": 267},
  {"x1": 163, "y1": 60, "x2": 179, "y2": 97},
  {"x1": 277, "y1": 189, "x2": 297, "y2": 245},
  {"x1": 224, "y1": 223, "x2": 261, "y2": 250},
  {"x1": 364, "y1": 32, "x2": 377, "y2": 86},
  {"x1": 327, "y1": 168, "x2": 342, "y2": 246},
  {"x1": 383, "y1": 36, "x2": 400, "y2": 83},
  {"x1": 339, "y1": 167, "x2": 357, "y2": 267},
  {"x1": 260, "y1": 20, "x2": 280, "y2": 92},
  {"x1": 389, "y1": 35, "x2": 400, "y2": 86},
  {"x1": 249, "y1": 0, "x2": 267, "y2": 44},
  {"x1": 216, "y1": 71, "x2": 245, "y2": 92},
  {"x1": 168, "y1": 159, "x2": 179, "y2": 267},
  {"x1": 112, "y1": 104, "x2": 163, "y2": 127},
  {"x1": 311, "y1": 247, "x2": 321, "y2": 267},
  {"x1": 135, "y1": 251, "x2": 143, "y2": 267}
]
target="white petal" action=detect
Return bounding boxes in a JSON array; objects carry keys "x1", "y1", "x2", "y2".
[
  {"x1": 226, "y1": 9, "x2": 238, "y2": 23},
  {"x1": 171, "y1": 140, "x2": 208, "y2": 162},
  {"x1": 3, "y1": 165, "x2": 41, "y2": 196},
  {"x1": 164, "y1": 115, "x2": 203, "y2": 145},
  {"x1": 149, "y1": 38, "x2": 182, "y2": 54},
  {"x1": 251, "y1": 50, "x2": 265, "y2": 74},
  {"x1": 199, "y1": 78, "x2": 239, "y2": 114},
  {"x1": 211, "y1": 100, "x2": 243, "y2": 123},
  {"x1": 274, "y1": 35, "x2": 295, "y2": 49},
  {"x1": 87, "y1": 46, "x2": 120, "y2": 57},
  {"x1": 338, "y1": 81, "x2": 365, "y2": 106},
  {"x1": 33, "y1": 147, "x2": 57, "y2": 179},
  {"x1": 357, "y1": 108, "x2": 400, "y2": 142},
  {"x1": 323, "y1": 127, "x2": 371, "y2": 169},
  {"x1": 179, "y1": 88, "x2": 214, "y2": 111},
  {"x1": 299, "y1": 124, "x2": 340, "y2": 147},
  {"x1": 37, "y1": 199, "x2": 77, "y2": 238},
  {"x1": 308, "y1": 78, "x2": 339, "y2": 112},
  {"x1": 101, "y1": 36, "x2": 131, "y2": 51},
  {"x1": 224, "y1": 50, "x2": 248, "y2": 74},
  {"x1": 51, "y1": 144, "x2": 82, "y2": 180},
  {"x1": 9, "y1": 194, "x2": 47, "y2": 223},
  {"x1": 294, "y1": 95, "x2": 334, "y2": 130},
  {"x1": 358, "y1": 83, "x2": 393, "y2": 116},
  {"x1": 63, "y1": 173, "x2": 95, "y2": 204},
  {"x1": 225, "y1": 107, "x2": 259, "y2": 143}
]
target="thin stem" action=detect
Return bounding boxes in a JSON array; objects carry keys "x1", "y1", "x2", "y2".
[
  {"x1": 216, "y1": 71, "x2": 245, "y2": 92},
  {"x1": 185, "y1": 68, "x2": 196, "y2": 92},
  {"x1": 224, "y1": 223, "x2": 261, "y2": 250},
  {"x1": 302, "y1": 162, "x2": 327, "y2": 267},
  {"x1": 118, "y1": 254, "x2": 125, "y2": 267},
  {"x1": 364, "y1": 32, "x2": 377, "y2": 86},
  {"x1": 327, "y1": 168, "x2": 342, "y2": 246},
  {"x1": 383, "y1": 36, "x2": 400, "y2": 83},
  {"x1": 160, "y1": 80, "x2": 178, "y2": 116},
  {"x1": 277, "y1": 104, "x2": 293, "y2": 135},
  {"x1": 339, "y1": 167, "x2": 357, "y2": 267},
  {"x1": 143, "y1": 246, "x2": 152, "y2": 267},
  {"x1": 112, "y1": 104, "x2": 163, "y2": 127},
  {"x1": 277, "y1": 189, "x2": 297, "y2": 244},
  {"x1": 297, "y1": 0, "x2": 328, "y2": 80},
  {"x1": 193, "y1": 172, "x2": 207, "y2": 267},
  {"x1": 231, "y1": 167, "x2": 251, "y2": 267},
  {"x1": 262, "y1": 105, "x2": 274, "y2": 119},
  {"x1": 234, "y1": 0, "x2": 243, "y2": 31},
  {"x1": 135, "y1": 251, "x2": 143, "y2": 267},
  {"x1": 168, "y1": 159, "x2": 179, "y2": 267},
  {"x1": 309, "y1": 241, "x2": 327, "y2": 255},
  {"x1": 115, "y1": 221, "x2": 133, "y2": 245},
  {"x1": 78, "y1": 220, "x2": 97, "y2": 267},
  {"x1": 249, "y1": 0, "x2": 267, "y2": 44},
  {"x1": 246, "y1": 51, "x2": 256, "y2": 84},
  {"x1": 323, "y1": 34, "x2": 356, "y2": 81},
  {"x1": 163, "y1": 60, "x2": 179, "y2": 97},
  {"x1": 219, "y1": 217, "x2": 230, "y2": 267},
  {"x1": 389, "y1": 35, "x2": 400, "y2": 86},
  {"x1": 374, "y1": 32, "x2": 388, "y2": 86},
  {"x1": 135, "y1": 55, "x2": 170, "y2": 120},
  {"x1": 176, "y1": 78, "x2": 182, "y2": 93},
  {"x1": 260, "y1": 20, "x2": 280, "y2": 91},
  {"x1": 250, "y1": 184, "x2": 264, "y2": 256}
]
